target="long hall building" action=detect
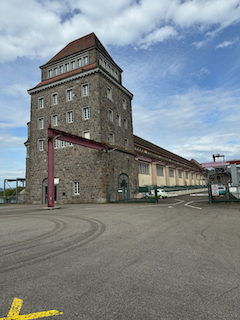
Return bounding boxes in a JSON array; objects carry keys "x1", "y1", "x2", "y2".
[{"x1": 24, "y1": 33, "x2": 206, "y2": 204}]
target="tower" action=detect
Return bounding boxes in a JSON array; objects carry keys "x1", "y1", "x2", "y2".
[{"x1": 24, "y1": 33, "x2": 138, "y2": 204}]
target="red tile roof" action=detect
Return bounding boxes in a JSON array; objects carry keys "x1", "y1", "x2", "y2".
[
  {"x1": 45, "y1": 32, "x2": 116, "y2": 66},
  {"x1": 34, "y1": 63, "x2": 97, "y2": 89}
]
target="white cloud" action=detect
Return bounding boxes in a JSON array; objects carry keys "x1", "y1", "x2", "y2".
[
  {"x1": 1, "y1": 0, "x2": 240, "y2": 62},
  {"x1": 133, "y1": 87, "x2": 240, "y2": 163},
  {"x1": 139, "y1": 26, "x2": 178, "y2": 49},
  {"x1": 2, "y1": 83, "x2": 30, "y2": 98},
  {"x1": 215, "y1": 40, "x2": 237, "y2": 49}
]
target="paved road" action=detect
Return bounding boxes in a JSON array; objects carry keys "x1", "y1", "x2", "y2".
[{"x1": 0, "y1": 196, "x2": 239, "y2": 319}]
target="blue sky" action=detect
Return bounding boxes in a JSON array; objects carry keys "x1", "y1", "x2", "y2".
[{"x1": 1, "y1": 0, "x2": 240, "y2": 188}]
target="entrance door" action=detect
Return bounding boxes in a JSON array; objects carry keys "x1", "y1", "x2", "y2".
[{"x1": 118, "y1": 173, "x2": 129, "y2": 200}]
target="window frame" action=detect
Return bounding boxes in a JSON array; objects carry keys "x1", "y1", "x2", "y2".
[
  {"x1": 124, "y1": 138, "x2": 128, "y2": 149},
  {"x1": 122, "y1": 99, "x2": 126, "y2": 110},
  {"x1": 66, "y1": 88, "x2": 73, "y2": 101},
  {"x1": 139, "y1": 162, "x2": 150, "y2": 175},
  {"x1": 82, "y1": 106, "x2": 90, "y2": 120},
  {"x1": 107, "y1": 87, "x2": 112, "y2": 100},
  {"x1": 38, "y1": 117, "x2": 44, "y2": 130},
  {"x1": 109, "y1": 132, "x2": 114, "y2": 145},
  {"x1": 73, "y1": 181, "x2": 80, "y2": 195},
  {"x1": 108, "y1": 109, "x2": 113, "y2": 122},
  {"x1": 116, "y1": 114, "x2": 121, "y2": 126},
  {"x1": 82, "y1": 83, "x2": 89, "y2": 97},
  {"x1": 82, "y1": 130, "x2": 90, "y2": 139},
  {"x1": 38, "y1": 139, "x2": 44, "y2": 151},
  {"x1": 38, "y1": 97, "x2": 44, "y2": 109},
  {"x1": 51, "y1": 114, "x2": 58, "y2": 127},
  {"x1": 157, "y1": 166, "x2": 164, "y2": 176},
  {"x1": 123, "y1": 118, "x2": 128, "y2": 129},
  {"x1": 169, "y1": 168, "x2": 174, "y2": 178},
  {"x1": 51, "y1": 93, "x2": 58, "y2": 105},
  {"x1": 66, "y1": 110, "x2": 73, "y2": 123}
]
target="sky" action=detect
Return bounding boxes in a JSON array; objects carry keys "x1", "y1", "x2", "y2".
[{"x1": 1, "y1": 0, "x2": 240, "y2": 188}]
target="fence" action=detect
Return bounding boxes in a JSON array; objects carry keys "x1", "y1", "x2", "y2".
[
  {"x1": 0, "y1": 196, "x2": 18, "y2": 204},
  {"x1": 208, "y1": 183, "x2": 240, "y2": 202}
]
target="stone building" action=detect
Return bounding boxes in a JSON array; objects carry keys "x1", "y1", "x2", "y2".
[
  {"x1": 24, "y1": 33, "x2": 206, "y2": 204},
  {"x1": 25, "y1": 33, "x2": 138, "y2": 204}
]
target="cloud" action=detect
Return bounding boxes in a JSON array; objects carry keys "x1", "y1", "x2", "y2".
[
  {"x1": 2, "y1": 83, "x2": 30, "y2": 98},
  {"x1": 132, "y1": 87, "x2": 240, "y2": 163},
  {"x1": 139, "y1": 26, "x2": 178, "y2": 49},
  {"x1": 193, "y1": 40, "x2": 208, "y2": 49},
  {"x1": 215, "y1": 40, "x2": 237, "y2": 49},
  {"x1": 1, "y1": 0, "x2": 240, "y2": 62}
]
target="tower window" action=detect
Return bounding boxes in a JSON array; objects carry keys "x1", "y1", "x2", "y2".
[
  {"x1": 73, "y1": 181, "x2": 80, "y2": 195},
  {"x1": 38, "y1": 118, "x2": 44, "y2": 129},
  {"x1": 83, "y1": 107, "x2": 90, "y2": 120},
  {"x1": 109, "y1": 133, "x2": 114, "y2": 145},
  {"x1": 82, "y1": 84, "x2": 89, "y2": 96},
  {"x1": 52, "y1": 93, "x2": 58, "y2": 105},
  {"x1": 38, "y1": 98, "x2": 44, "y2": 109},
  {"x1": 67, "y1": 89, "x2": 73, "y2": 101},
  {"x1": 108, "y1": 109, "x2": 113, "y2": 122},
  {"x1": 52, "y1": 114, "x2": 58, "y2": 127},
  {"x1": 67, "y1": 111, "x2": 73, "y2": 123},
  {"x1": 107, "y1": 87, "x2": 112, "y2": 100}
]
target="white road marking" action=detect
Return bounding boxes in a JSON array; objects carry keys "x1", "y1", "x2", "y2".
[{"x1": 185, "y1": 201, "x2": 202, "y2": 210}]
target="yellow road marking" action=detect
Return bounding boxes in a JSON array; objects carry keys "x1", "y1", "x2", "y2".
[{"x1": 0, "y1": 298, "x2": 63, "y2": 320}]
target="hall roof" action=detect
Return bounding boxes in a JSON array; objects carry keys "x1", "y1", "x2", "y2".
[{"x1": 134, "y1": 135, "x2": 202, "y2": 172}]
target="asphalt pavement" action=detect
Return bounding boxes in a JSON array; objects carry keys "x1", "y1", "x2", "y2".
[{"x1": 0, "y1": 195, "x2": 239, "y2": 319}]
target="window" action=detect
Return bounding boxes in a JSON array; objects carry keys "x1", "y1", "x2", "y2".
[
  {"x1": 124, "y1": 139, "x2": 128, "y2": 149},
  {"x1": 60, "y1": 65, "x2": 64, "y2": 74},
  {"x1": 139, "y1": 163, "x2": 149, "y2": 175},
  {"x1": 82, "y1": 84, "x2": 89, "y2": 96},
  {"x1": 67, "y1": 89, "x2": 73, "y2": 101},
  {"x1": 178, "y1": 170, "x2": 182, "y2": 178},
  {"x1": 53, "y1": 138, "x2": 59, "y2": 149},
  {"x1": 116, "y1": 114, "x2": 121, "y2": 126},
  {"x1": 107, "y1": 87, "x2": 112, "y2": 100},
  {"x1": 122, "y1": 99, "x2": 126, "y2": 110},
  {"x1": 169, "y1": 169, "x2": 174, "y2": 178},
  {"x1": 157, "y1": 166, "x2": 164, "y2": 176},
  {"x1": 78, "y1": 58, "x2": 82, "y2": 67},
  {"x1": 108, "y1": 109, "x2": 113, "y2": 122},
  {"x1": 67, "y1": 111, "x2": 73, "y2": 123},
  {"x1": 73, "y1": 181, "x2": 80, "y2": 195},
  {"x1": 38, "y1": 140, "x2": 44, "y2": 151},
  {"x1": 109, "y1": 132, "x2": 114, "y2": 145},
  {"x1": 71, "y1": 61, "x2": 75, "y2": 69},
  {"x1": 38, "y1": 98, "x2": 44, "y2": 109},
  {"x1": 123, "y1": 118, "x2": 127, "y2": 129},
  {"x1": 83, "y1": 130, "x2": 90, "y2": 139},
  {"x1": 65, "y1": 63, "x2": 69, "y2": 72},
  {"x1": 83, "y1": 107, "x2": 90, "y2": 120},
  {"x1": 52, "y1": 114, "x2": 58, "y2": 127},
  {"x1": 48, "y1": 69, "x2": 52, "y2": 78},
  {"x1": 26, "y1": 145, "x2": 29, "y2": 158},
  {"x1": 83, "y1": 56, "x2": 88, "y2": 65},
  {"x1": 54, "y1": 68, "x2": 58, "y2": 76},
  {"x1": 52, "y1": 93, "x2": 58, "y2": 105},
  {"x1": 186, "y1": 172, "x2": 189, "y2": 179},
  {"x1": 38, "y1": 118, "x2": 44, "y2": 129},
  {"x1": 191, "y1": 173, "x2": 194, "y2": 179},
  {"x1": 61, "y1": 140, "x2": 66, "y2": 148}
]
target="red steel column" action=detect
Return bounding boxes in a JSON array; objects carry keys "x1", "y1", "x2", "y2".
[{"x1": 48, "y1": 125, "x2": 54, "y2": 207}]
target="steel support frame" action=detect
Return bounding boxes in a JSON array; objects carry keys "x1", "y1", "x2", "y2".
[{"x1": 47, "y1": 125, "x2": 105, "y2": 207}]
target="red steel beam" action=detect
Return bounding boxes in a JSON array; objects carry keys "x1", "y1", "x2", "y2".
[{"x1": 47, "y1": 125, "x2": 106, "y2": 207}]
